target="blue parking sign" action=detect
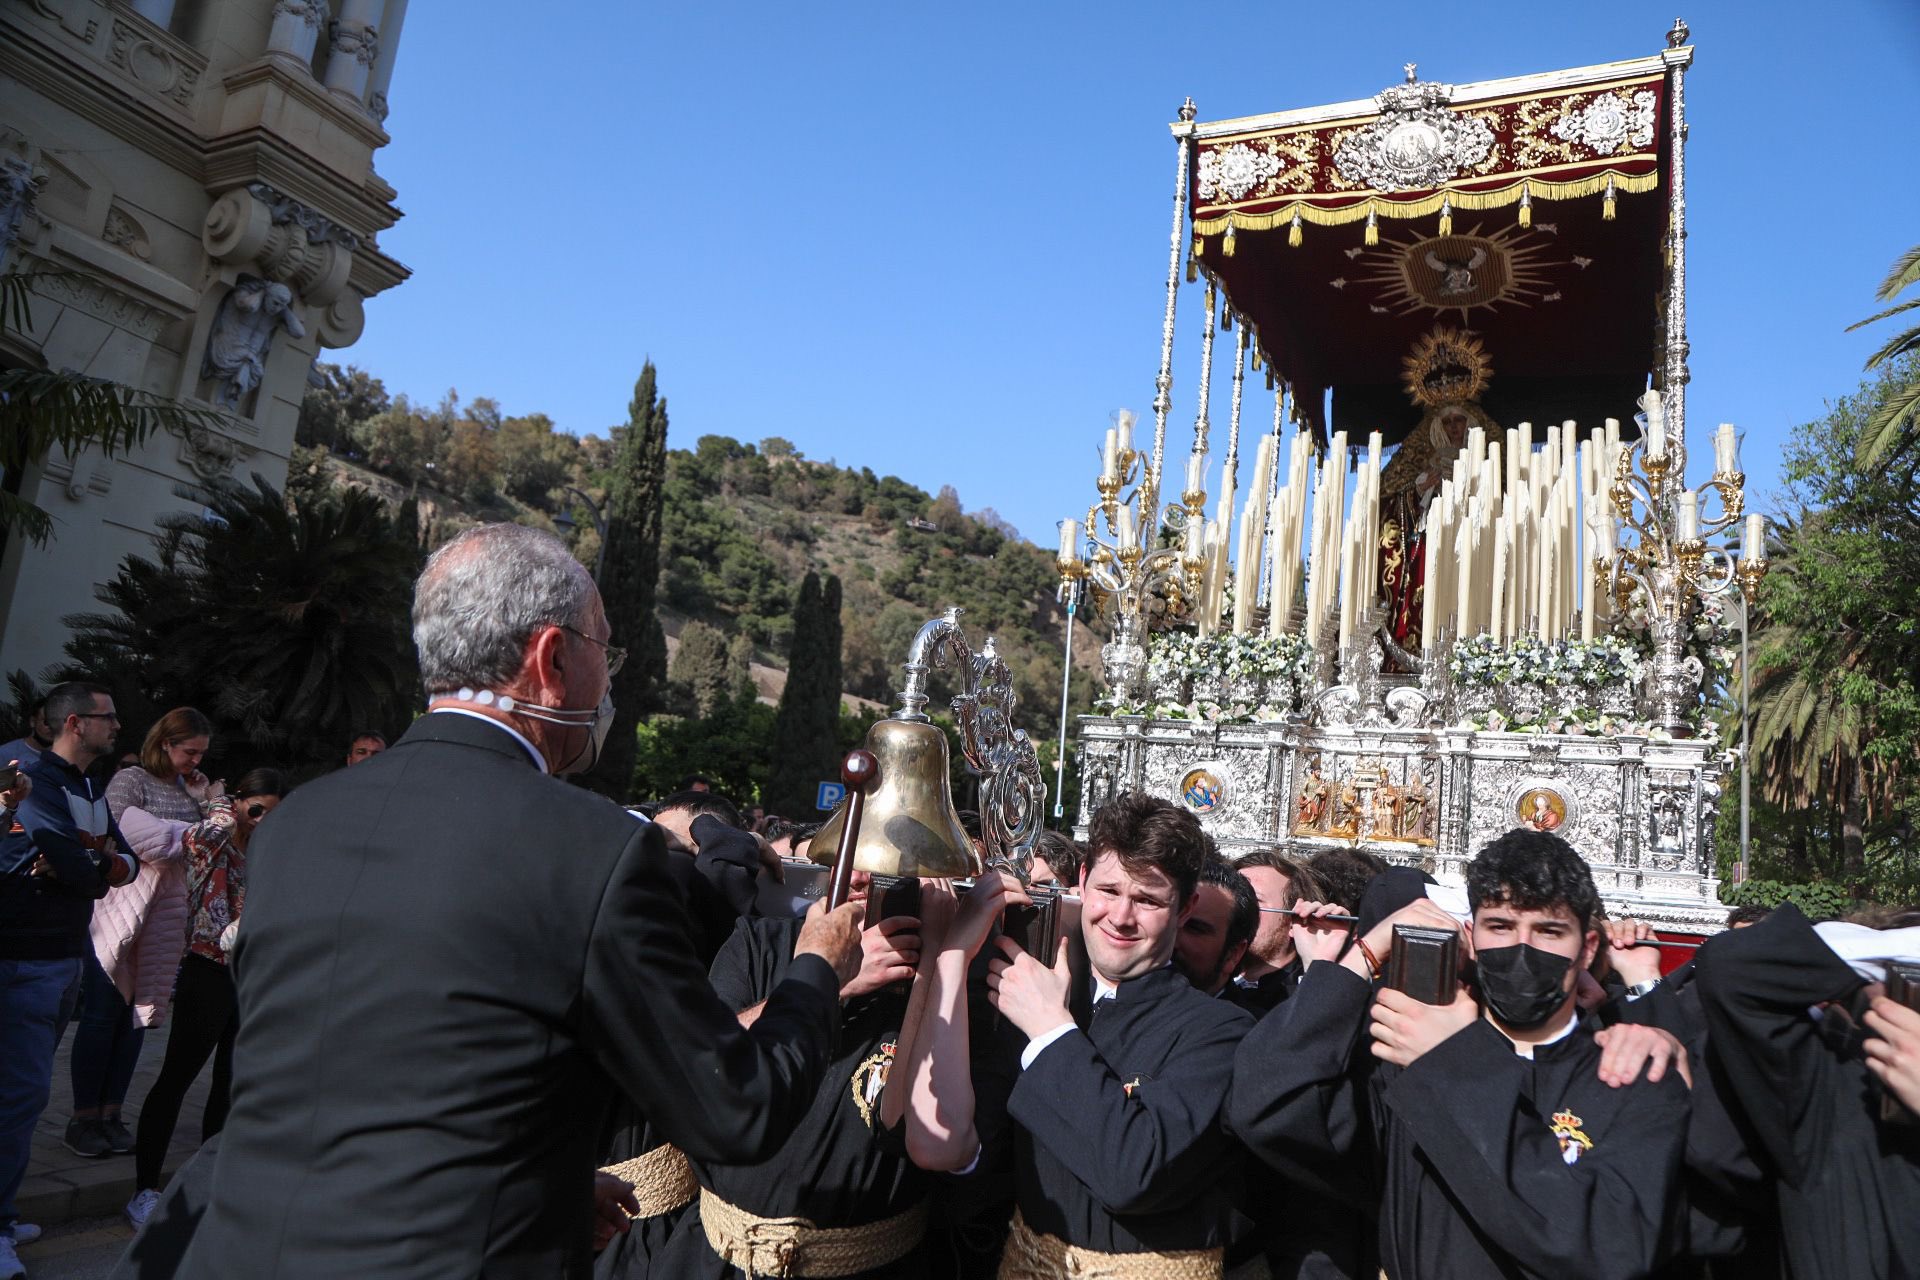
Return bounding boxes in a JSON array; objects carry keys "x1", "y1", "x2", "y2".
[{"x1": 816, "y1": 781, "x2": 846, "y2": 812}]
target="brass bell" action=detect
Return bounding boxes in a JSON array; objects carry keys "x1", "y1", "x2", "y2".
[{"x1": 806, "y1": 718, "x2": 982, "y2": 878}]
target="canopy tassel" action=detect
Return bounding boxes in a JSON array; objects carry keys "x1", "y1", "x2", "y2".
[
  {"x1": 1221, "y1": 304, "x2": 1233, "y2": 333},
  {"x1": 1194, "y1": 235, "x2": 1205, "y2": 258},
  {"x1": 1364, "y1": 204, "x2": 1379, "y2": 246},
  {"x1": 1518, "y1": 184, "x2": 1532, "y2": 229},
  {"x1": 1602, "y1": 175, "x2": 1617, "y2": 221},
  {"x1": 1437, "y1": 195, "x2": 1453, "y2": 237},
  {"x1": 1288, "y1": 210, "x2": 1303, "y2": 248},
  {"x1": 1222, "y1": 221, "x2": 1236, "y2": 257},
  {"x1": 1186, "y1": 254, "x2": 1198, "y2": 283}
]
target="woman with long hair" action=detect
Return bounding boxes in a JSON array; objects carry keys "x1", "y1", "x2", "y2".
[
  {"x1": 64, "y1": 709, "x2": 216, "y2": 1159},
  {"x1": 124, "y1": 767, "x2": 287, "y2": 1231}
]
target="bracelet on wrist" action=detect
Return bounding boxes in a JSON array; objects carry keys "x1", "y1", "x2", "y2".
[{"x1": 1356, "y1": 937, "x2": 1385, "y2": 980}]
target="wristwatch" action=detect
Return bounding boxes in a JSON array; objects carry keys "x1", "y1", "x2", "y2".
[{"x1": 1623, "y1": 978, "x2": 1662, "y2": 1002}]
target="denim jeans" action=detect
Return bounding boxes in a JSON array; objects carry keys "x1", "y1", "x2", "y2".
[
  {"x1": 0, "y1": 956, "x2": 83, "y2": 1233},
  {"x1": 69, "y1": 953, "x2": 146, "y2": 1113}
]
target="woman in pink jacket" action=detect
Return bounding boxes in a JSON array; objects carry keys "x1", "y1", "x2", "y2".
[{"x1": 67, "y1": 709, "x2": 215, "y2": 1160}]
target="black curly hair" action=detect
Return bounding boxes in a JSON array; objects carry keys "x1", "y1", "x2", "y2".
[{"x1": 1465, "y1": 828, "x2": 1602, "y2": 932}]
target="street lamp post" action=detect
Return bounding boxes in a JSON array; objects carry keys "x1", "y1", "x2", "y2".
[{"x1": 553, "y1": 486, "x2": 609, "y2": 583}]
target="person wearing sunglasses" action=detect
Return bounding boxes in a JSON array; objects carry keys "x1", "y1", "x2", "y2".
[{"x1": 125, "y1": 767, "x2": 286, "y2": 1232}]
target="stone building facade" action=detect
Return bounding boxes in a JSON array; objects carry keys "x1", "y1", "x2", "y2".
[{"x1": 0, "y1": 0, "x2": 411, "y2": 682}]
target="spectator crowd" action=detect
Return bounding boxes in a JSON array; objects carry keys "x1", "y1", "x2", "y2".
[{"x1": 1, "y1": 520, "x2": 1916, "y2": 1280}]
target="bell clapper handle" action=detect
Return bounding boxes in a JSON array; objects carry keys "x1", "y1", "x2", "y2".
[{"x1": 827, "y1": 749, "x2": 880, "y2": 911}]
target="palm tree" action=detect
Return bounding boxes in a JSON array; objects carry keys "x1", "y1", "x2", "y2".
[
  {"x1": 1848, "y1": 242, "x2": 1920, "y2": 468},
  {"x1": 60, "y1": 474, "x2": 425, "y2": 767},
  {"x1": 1, "y1": 271, "x2": 227, "y2": 547}
]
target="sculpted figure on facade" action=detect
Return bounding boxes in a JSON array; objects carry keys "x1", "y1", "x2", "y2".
[
  {"x1": 0, "y1": 155, "x2": 46, "y2": 266},
  {"x1": 202, "y1": 276, "x2": 306, "y2": 409}
]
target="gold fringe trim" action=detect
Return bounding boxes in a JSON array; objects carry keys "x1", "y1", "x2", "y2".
[{"x1": 1190, "y1": 168, "x2": 1658, "y2": 236}]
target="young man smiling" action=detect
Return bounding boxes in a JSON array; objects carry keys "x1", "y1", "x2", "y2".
[
  {"x1": 1227, "y1": 828, "x2": 1690, "y2": 1280},
  {"x1": 984, "y1": 793, "x2": 1252, "y2": 1277}
]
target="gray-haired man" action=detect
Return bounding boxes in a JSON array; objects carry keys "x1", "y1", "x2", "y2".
[{"x1": 163, "y1": 524, "x2": 865, "y2": 1280}]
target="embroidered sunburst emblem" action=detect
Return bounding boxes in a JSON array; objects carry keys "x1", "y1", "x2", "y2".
[
  {"x1": 850, "y1": 1041, "x2": 897, "y2": 1129},
  {"x1": 1550, "y1": 1108, "x2": 1593, "y2": 1165}
]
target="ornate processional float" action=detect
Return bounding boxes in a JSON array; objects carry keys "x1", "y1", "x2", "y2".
[{"x1": 1059, "y1": 21, "x2": 1764, "y2": 935}]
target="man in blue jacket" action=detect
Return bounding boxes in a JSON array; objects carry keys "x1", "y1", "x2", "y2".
[{"x1": 1, "y1": 681, "x2": 138, "y2": 1276}]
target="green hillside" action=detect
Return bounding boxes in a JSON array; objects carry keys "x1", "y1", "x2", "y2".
[{"x1": 296, "y1": 364, "x2": 1105, "y2": 744}]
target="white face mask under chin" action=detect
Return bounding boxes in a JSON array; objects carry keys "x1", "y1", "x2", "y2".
[{"x1": 445, "y1": 687, "x2": 615, "y2": 775}]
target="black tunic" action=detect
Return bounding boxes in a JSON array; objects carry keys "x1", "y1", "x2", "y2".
[
  {"x1": 1228, "y1": 961, "x2": 1689, "y2": 1280},
  {"x1": 1225, "y1": 955, "x2": 1304, "y2": 1018},
  {"x1": 1009, "y1": 966, "x2": 1254, "y2": 1253},
  {"x1": 651, "y1": 917, "x2": 928, "y2": 1280},
  {"x1": 593, "y1": 851, "x2": 752, "y2": 1280},
  {"x1": 1693, "y1": 904, "x2": 1920, "y2": 1280}
]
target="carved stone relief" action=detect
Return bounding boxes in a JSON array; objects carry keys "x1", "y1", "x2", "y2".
[{"x1": 108, "y1": 18, "x2": 206, "y2": 109}]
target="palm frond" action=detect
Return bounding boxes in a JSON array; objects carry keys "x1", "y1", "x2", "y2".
[
  {"x1": 1844, "y1": 297, "x2": 1920, "y2": 335},
  {"x1": 1874, "y1": 243, "x2": 1920, "y2": 302},
  {"x1": 1853, "y1": 377, "x2": 1920, "y2": 470}
]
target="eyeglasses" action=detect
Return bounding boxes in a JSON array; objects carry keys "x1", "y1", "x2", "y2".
[{"x1": 560, "y1": 625, "x2": 626, "y2": 677}]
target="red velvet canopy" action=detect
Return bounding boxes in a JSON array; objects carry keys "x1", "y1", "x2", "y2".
[{"x1": 1187, "y1": 57, "x2": 1678, "y2": 444}]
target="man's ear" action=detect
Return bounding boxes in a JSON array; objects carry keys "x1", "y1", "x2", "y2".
[
  {"x1": 1579, "y1": 927, "x2": 1601, "y2": 973},
  {"x1": 1177, "y1": 889, "x2": 1200, "y2": 925}
]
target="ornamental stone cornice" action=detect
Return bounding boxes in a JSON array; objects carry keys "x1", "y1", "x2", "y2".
[
  {"x1": 201, "y1": 132, "x2": 403, "y2": 243},
  {"x1": 106, "y1": 11, "x2": 208, "y2": 115},
  {"x1": 219, "y1": 57, "x2": 391, "y2": 154},
  {"x1": 0, "y1": 13, "x2": 206, "y2": 176}
]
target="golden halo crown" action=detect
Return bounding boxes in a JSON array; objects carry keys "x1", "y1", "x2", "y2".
[{"x1": 1401, "y1": 326, "x2": 1493, "y2": 410}]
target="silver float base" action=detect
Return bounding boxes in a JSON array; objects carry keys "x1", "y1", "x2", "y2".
[{"x1": 1073, "y1": 715, "x2": 1728, "y2": 934}]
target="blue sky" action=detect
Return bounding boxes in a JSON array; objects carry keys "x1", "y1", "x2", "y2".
[{"x1": 353, "y1": 0, "x2": 1919, "y2": 548}]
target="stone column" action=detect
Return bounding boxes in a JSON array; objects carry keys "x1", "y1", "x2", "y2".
[
  {"x1": 322, "y1": 0, "x2": 382, "y2": 105},
  {"x1": 266, "y1": 0, "x2": 326, "y2": 66},
  {"x1": 126, "y1": 0, "x2": 176, "y2": 29},
  {"x1": 366, "y1": 0, "x2": 409, "y2": 123}
]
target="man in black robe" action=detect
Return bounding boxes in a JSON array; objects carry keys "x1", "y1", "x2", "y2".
[
  {"x1": 1693, "y1": 903, "x2": 1920, "y2": 1279},
  {"x1": 643, "y1": 868, "x2": 940, "y2": 1279},
  {"x1": 983, "y1": 793, "x2": 1253, "y2": 1276},
  {"x1": 1229, "y1": 829, "x2": 1690, "y2": 1280}
]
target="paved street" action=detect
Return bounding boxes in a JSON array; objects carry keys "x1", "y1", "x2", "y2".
[
  {"x1": 11, "y1": 1217, "x2": 132, "y2": 1279},
  {"x1": 20, "y1": 1020, "x2": 211, "y2": 1230}
]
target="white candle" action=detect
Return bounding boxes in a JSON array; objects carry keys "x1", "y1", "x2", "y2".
[
  {"x1": 1677, "y1": 490, "x2": 1698, "y2": 542},
  {"x1": 1058, "y1": 518, "x2": 1079, "y2": 565},
  {"x1": 1643, "y1": 394, "x2": 1666, "y2": 461},
  {"x1": 1116, "y1": 503, "x2": 1135, "y2": 551},
  {"x1": 1103, "y1": 429, "x2": 1119, "y2": 481},
  {"x1": 1489, "y1": 520, "x2": 1507, "y2": 644},
  {"x1": 1421, "y1": 502, "x2": 1442, "y2": 651},
  {"x1": 1744, "y1": 512, "x2": 1763, "y2": 562},
  {"x1": 1184, "y1": 513, "x2": 1205, "y2": 560},
  {"x1": 1714, "y1": 423, "x2": 1737, "y2": 476},
  {"x1": 1116, "y1": 411, "x2": 1134, "y2": 464},
  {"x1": 1186, "y1": 450, "x2": 1206, "y2": 499}
]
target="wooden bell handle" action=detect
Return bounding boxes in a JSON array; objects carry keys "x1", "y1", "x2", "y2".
[{"x1": 827, "y1": 749, "x2": 879, "y2": 911}]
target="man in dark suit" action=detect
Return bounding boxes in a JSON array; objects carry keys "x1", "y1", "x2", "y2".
[{"x1": 159, "y1": 523, "x2": 863, "y2": 1280}]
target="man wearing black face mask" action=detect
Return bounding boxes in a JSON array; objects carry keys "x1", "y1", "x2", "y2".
[{"x1": 1228, "y1": 829, "x2": 1690, "y2": 1280}]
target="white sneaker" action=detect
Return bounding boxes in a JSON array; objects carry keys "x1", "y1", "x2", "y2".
[
  {"x1": 0, "y1": 1232, "x2": 23, "y2": 1280},
  {"x1": 125, "y1": 1189, "x2": 163, "y2": 1232},
  {"x1": 4, "y1": 1224, "x2": 34, "y2": 1245}
]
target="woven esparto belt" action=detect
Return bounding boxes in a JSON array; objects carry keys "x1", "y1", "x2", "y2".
[
  {"x1": 598, "y1": 1143, "x2": 697, "y2": 1219},
  {"x1": 997, "y1": 1207, "x2": 1225, "y2": 1280},
  {"x1": 698, "y1": 1187, "x2": 927, "y2": 1278}
]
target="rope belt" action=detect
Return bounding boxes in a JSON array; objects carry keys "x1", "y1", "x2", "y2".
[
  {"x1": 997, "y1": 1208, "x2": 1225, "y2": 1280},
  {"x1": 698, "y1": 1187, "x2": 928, "y2": 1278},
  {"x1": 598, "y1": 1144, "x2": 697, "y2": 1219}
]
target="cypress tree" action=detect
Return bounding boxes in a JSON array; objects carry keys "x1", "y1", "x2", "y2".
[
  {"x1": 593, "y1": 361, "x2": 669, "y2": 796},
  {"x1": 670, "y1": 620, "x2": 733, "y2": 719},
  {"x1": 767, "y1": 573, "x2": 846, "y2": 816}
]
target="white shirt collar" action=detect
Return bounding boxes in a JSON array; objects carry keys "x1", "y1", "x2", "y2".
[
  {"x1": 427, "y1": 707, "x2": 547, "y2": 774},
  {"x1": 1505, "y1": 1008, "x2": 1579, "y2": 1059}
]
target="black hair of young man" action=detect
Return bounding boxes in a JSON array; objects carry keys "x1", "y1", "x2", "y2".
[{"x1": 1464, "y1": 827, "x2": 1602, "y2": 932}]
